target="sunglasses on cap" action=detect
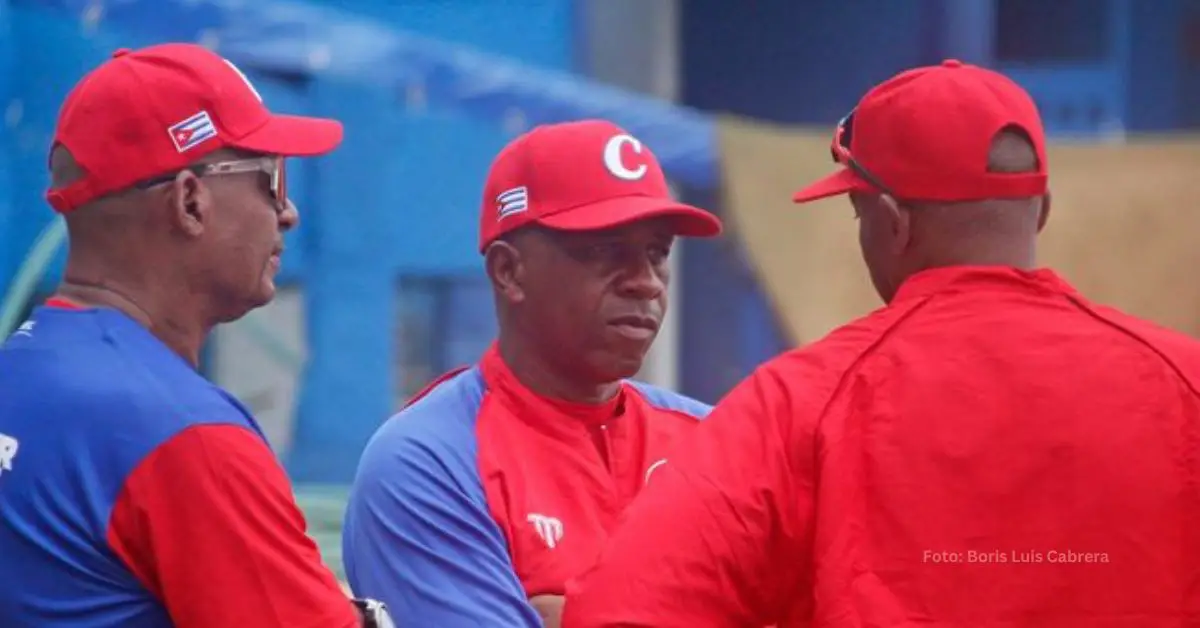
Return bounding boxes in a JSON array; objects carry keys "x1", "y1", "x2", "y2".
[
  {"x1": 830, "y1": 110, "x2": 898, "y2": 199},
  {"x1": 136, "y1": 155, "x2": 288, "y2": 211}
]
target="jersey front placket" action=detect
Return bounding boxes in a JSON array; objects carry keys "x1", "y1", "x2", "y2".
[{"x1": 477, "y1": 349, "x2": 636, "y2": 594}]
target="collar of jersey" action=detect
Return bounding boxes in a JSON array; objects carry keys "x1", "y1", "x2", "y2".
[
  {"x1": 892, "y1": 265, "x2": 1077, "y2": 304},
  {"x1": 479, "y1": 343, "x2": 625, "y2": 432}
]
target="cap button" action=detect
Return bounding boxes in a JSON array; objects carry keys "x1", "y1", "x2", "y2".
[
  {"x1": 942, "y1": 59, "x2": 964, "y2": 68},
  {"x1": 111, "y1": 48, "x2": 133, "y2": 59}
]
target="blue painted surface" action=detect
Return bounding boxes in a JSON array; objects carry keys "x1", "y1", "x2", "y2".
[
  {"x1": 1184, "y1": 2, "x2": 1200, "y2": 129},
  {"x1": 289, "y1": 77, "x2": 402, "y2": 482},
  {"x1": 1127, "y1": 0, "x2": 1195, "y2": 132},
  {"x1": 937, "y1": 0, "x2": 995, "y2": 66},
  {"x1": 996, "y1": 0, "x2": 1129, "y2": 136},
  {"x1": 680, "y1": 0, "x2": 940, "y2": 125},
  {"x1": 6, "y1": 0, "x2": 718, "y2": 281},
  {"x1": 0, "y1": 1, "x2": 15, "y2": 289},
  {"x1": 308, "y1": 0, "x2": 576, "y2": 70},
  {"x1": 678, "y1": 0, "x2": 1195, "y2": 134}
]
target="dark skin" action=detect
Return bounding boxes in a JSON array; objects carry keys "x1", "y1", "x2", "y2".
[
  {"x1": 484, "y1": 217, "x2": 676, "y2": 405},
  {"x1": 531, "y1": 595, "x2": 565, "y2": 628},
  {"x1": 49, "y1": 147, "x2": 297, "y2": 366},
  {"x1": 851, "y1": 130, "x2": 1053, "y2": 303}
]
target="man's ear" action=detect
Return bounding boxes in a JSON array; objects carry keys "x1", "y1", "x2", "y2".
[
  {"x1": 484, "y1": 240, "x2": 526, "y2": 305},
  {"x1": 879, "y1": 193, "x2": 912, "y2": 254},
  {"x1": 167, "y1": 170, "x2": 209, "y2": 238},
  {"x1": 1036, "y1": 191, "x2": 1052, "y2": 233}
]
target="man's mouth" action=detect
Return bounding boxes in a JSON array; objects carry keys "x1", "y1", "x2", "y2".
[{"x1": 608, "y1": 315, "x2": 660, "y2": 341}]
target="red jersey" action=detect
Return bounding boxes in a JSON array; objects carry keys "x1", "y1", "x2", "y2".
[
  {"x1": 343, "y1": 344, "x2": 711, "y2": 625},
  {"x1": 0, "y1": 300, "x2": 356, "y2": 627},
  {"x1": 564, "y1": 266, "x2": 1200, "y2": 627}
]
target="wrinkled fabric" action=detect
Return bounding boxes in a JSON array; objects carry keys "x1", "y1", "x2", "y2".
[{"x1": 565, "y1": 266, "x2": 1200, "y2": 628}]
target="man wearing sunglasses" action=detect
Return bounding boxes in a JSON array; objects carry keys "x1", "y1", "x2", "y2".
[
  {"x1": 0, "y1": 44, "x2": 392, "y2": 627},
  {"x1": 564, "y1": 60, "x2": 1200, "y2": 627},
  {"x1": 341, "y1": 119, "x2": 722, "y2": 627}
]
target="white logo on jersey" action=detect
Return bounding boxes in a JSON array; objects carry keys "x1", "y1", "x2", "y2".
[
  {"x1": 526, "y1": 513, "x2": 564, "y2": 550},
  {"x1": 10, "y1": 320, "x2": 34, "y2": 339},
  {"x1": 223, "y1": 58, "x2": 264, "y2": 103},
  {"x1": 644, "y1": 458, "x2": 668, "y2": 486},
  {"x1": 602, "y1": 134, "x2": 648, "y2": 181},
  {"x1": 0, "y1": 433, "x2": 19, "y2": 477}
]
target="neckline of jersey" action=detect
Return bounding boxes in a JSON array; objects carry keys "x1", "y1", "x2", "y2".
[{"x1": 480, "y1": 343, "x2": 625, "y2": 430}]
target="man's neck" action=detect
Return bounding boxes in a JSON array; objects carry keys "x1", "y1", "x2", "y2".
[
  {"x1": 496, "y1": 333, "x2": 621, "y2": 405},
  {"x1": 918, "y1": 241, "x2": 1038, "y2": 274},
  {"x1": 55, "y1": 277, "x2": 209, "y2": 367}
]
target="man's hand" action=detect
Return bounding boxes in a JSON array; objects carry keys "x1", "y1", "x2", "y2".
[{"x1": 530, "y1": 594, "x2": 564, "y2": 628}]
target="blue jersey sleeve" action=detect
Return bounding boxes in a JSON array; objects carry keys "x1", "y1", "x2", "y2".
[{"x1": 342, "y1": 369, "x2": 542, "y2": 628}]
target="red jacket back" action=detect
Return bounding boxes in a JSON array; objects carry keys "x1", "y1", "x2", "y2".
[{"x1": 565, "y1": 266, "x2": 1200, "y2": 628}]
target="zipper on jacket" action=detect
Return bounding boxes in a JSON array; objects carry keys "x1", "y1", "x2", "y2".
[{"x1": 592, "y1": 424, "x2": 613, "y2": 471}]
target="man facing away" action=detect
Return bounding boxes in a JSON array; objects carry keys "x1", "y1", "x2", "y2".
[
  {"x1": 564, "y1": 60, "x2": 1200, "y2": 627},
  {"x1": 342, "y1": 119, "x2": 723, "y2": 627},
  {"x1": 0, "y1": 44, "x2": 391, "y2": 627}
]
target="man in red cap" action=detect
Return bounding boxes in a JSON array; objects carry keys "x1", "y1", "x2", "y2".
[
  {"x1": 0, "y1": 44, "x2": 392, "y2": 627},
  {"x1": 563, "y1": 60, "x2": 1200, "y2": 627},
  {"x1": 342, "y1": 119, "x2": 723, "y2": 627}
]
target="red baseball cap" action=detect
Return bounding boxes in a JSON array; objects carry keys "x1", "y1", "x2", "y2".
[
  {"x1": 792, "y1": 59, "x2": 1048, "y2": 204},
  {"x1": 478, "y1": 119, "x2": 722, "y2": 252},
  {"x1": 47, "y1": 43, "x2": 343, "y2": 213}
]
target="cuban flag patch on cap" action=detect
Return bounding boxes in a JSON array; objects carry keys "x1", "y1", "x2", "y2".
[
  {"x1": 168, "y1": 110, "x2": 218, "y2": 153},
  {"x1": 496, "y1": 186, "x2": 529, "y2": 220}
]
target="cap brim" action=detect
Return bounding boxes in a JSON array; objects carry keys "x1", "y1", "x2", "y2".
[
  {"x1": 792, "y1": 167, "x2": 872, "y2": 204},
  {"x1": 537, "y1": 195, "x2": 723, "y2": 238},
  {"x1": 232, "y1": 113, "x2": 344, "y2": 157}
]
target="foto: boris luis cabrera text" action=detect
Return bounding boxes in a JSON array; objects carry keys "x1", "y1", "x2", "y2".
[{"x1": 922, "y1": 549, "x2": 1111, "y2": 564}]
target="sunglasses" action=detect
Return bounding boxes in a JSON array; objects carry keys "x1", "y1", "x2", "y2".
[
  {"x1": 136, "y1": 156, "x2": 288, "y2": 211},
  {"x1": 830, "y1": 110, "x2": 898, "y2": 199}
]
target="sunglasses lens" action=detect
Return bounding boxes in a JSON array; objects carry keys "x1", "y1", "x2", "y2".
[
  {"x1": 831, "y1": 110, "x2": 856, "y2": 164},
  {"x1": 839, "y1": 111, "x2": 855, "y2": 151}
]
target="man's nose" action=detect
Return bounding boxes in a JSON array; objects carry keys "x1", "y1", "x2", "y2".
[
  {"x1": 279, "y1": 198, "x2": 300, "y2": 232},
  {"x1": 618, "y1": 256, "x2": 667, "y2": 299}
]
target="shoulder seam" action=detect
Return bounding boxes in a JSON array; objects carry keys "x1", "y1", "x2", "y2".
[
  {"x1": 403, "y1": 366, "x2": 473, "y2": 410},
  {"x1": 1062, "y1": 294, "x2": 1200, "y2": 397},
  {"x1": 624, "y1": 382, "x2": 710, "y2": 419},
  {"x1": 813, "y1": 295, "x2": 939, "y2": 429}
]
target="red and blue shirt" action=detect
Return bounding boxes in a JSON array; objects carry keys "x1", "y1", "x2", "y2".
[
  {"x1": 0, "y1": 301, "x2": 357, "y2": 627},
  {"x1": 342, "y1": 344, "x2": 711, "y2": 625}
]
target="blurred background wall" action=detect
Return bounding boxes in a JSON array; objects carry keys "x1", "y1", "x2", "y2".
[{"x1": 2, "y1": 1, "x2": 1197, "y2": 524}]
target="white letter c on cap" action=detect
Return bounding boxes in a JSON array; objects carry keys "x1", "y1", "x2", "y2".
[
  {"x1": 603, "y1": 134, "x2": 648, "y2": 181},
  {"x1": 223, "y1": 59, "x2": 264, "y2": 103}
]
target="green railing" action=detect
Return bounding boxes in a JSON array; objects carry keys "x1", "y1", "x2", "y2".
[{"x1": 296, "y1": 484, "x2": 352, "y2": 584}]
